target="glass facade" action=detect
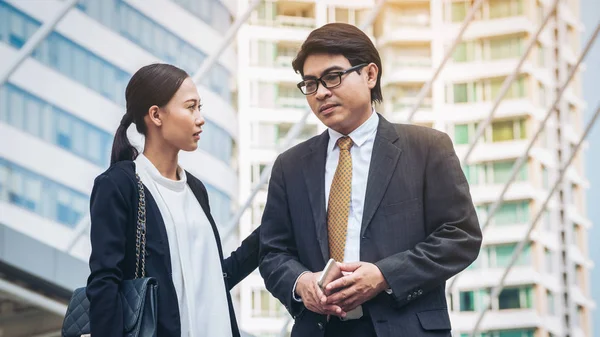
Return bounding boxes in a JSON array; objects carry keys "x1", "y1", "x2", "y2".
[
  {"x1": 0, "y1": 0, "x2": 234, "y2": 230},
  {"x1": 1, "y1": 2, "x2": 129, "y2": 105},
  {"x1": 170, "y1": 0, "x2": 231, "y2": 34},
  {"x1": 76, "y1": 0, "x2": 231, "y2": 101},
  {"x1": 0, "y1": 84, "x2": 112, "y2": 166},
  {"x1": 0, "y1": 158, "x2": 89, "y2": 228}
]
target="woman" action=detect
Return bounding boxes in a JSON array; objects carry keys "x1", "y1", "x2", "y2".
[{"x1": 86, "y1": 63, "x2": 259, "y2": 337}]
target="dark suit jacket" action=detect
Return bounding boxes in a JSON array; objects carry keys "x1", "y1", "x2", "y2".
[
  {"x1": 259, "y1": 115, "x2": 482, "y2": 337},
  {"x1": 86, "y1": 161, "x2": 259, "y2": 337}
]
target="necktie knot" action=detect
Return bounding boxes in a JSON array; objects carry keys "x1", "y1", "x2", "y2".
[{"x1": 337, "y1": 136, "x2": 353, "y2": 151}]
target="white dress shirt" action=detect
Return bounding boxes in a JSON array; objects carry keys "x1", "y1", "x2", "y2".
[
  {"x1": 135, "y1": 154, "x2": 232, "y2": 337},
  {"x1": 325, "y1": 111, "x2": 378, "y2": 263},
  {"x1": 293, "y1": 110, "x2": 379, "y2": 301}
]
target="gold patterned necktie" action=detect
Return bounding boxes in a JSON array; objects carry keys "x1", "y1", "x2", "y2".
[{"x1": 327, "y1": 136, "x2": 354, "y2": 262}]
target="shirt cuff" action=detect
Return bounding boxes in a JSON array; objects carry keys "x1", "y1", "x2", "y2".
[
  {"x1": 292, "y1": 271, "x2": 311, "y2": 302},
  {"x1": 384, "y1": 288, "x2": 393, "y2": 295}
]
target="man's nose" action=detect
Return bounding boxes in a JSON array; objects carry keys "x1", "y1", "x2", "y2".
[{"x1": 315, "y1": 82, "x2": 331, "y2": 99}]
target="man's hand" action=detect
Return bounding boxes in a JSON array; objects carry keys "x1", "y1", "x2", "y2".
[
  {"x1": 324, "y1": 262, "x2": 389, "y2": 312},
  {"x1": 296, "y1": 272, "x2": 346, "y2": 317}
]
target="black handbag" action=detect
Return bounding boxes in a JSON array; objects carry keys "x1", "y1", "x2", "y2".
[{"x1": 62, "y1": 174, "x2": 158, "y2": 337}]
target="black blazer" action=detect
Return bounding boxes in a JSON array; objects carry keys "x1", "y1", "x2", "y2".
[
  {"x1": 86, "y1": 161, "x2": 259, "y2": 337},
  {"x1": 259, "y1": 115, "x2": 482, "y2": 337}
]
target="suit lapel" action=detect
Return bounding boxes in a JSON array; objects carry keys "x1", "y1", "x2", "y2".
[
  {"x1": 361, "y1": 116, "x2": 402, "y2": 237},
  {"x1": 302, "y1": 131, "x2": 330, "y2": 263}
]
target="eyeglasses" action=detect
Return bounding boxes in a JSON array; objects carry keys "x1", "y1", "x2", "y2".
[{"x1": 296, "y1": 63, "x2": 368, "y2": 95}]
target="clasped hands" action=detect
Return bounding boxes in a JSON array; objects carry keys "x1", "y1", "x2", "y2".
[{"x1": 295, "y1": 261, "x2": 389, "y2": 318}]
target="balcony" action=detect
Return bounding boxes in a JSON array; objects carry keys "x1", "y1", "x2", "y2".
[
  {"x1": 378, "y1": 23, "x2": 432, "y2": 44},
  {"x1": 384, "y1": 58, "x2": 432, "y2": 84},
  {"x1": 442, "y1": 98, "x2": 536, "y2": 122},
  {"x1": 248, "y1": 1, "x2": 316, "y2": 40},
  {"x1": 251, "y1": 16, "x2": 314, "y2": 29},
  {"x1": 384, "y1": 97, "x2": 433, "y2": 124},
  {"x1": 275, "y1": 96, "x2": 306, "y2": 109},
  {"x1": 275, "y1": 15, "x2": 315, "y2": 29},
  {"x1": 444, "y1": 16, "x2": 533, "y2": 40},
  {"x1": 275, "y1": 54, "x2": 294, "y2": 68},
  {"x1": 378, "y1": 4, "x2": 431, "y2": 44},
  {"x1": 391, "y1": 97, "x2": 432, "y2": 111}
]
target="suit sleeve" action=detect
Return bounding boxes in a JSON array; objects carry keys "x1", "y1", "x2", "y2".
[
  {"x1": 259, "y1": 156, "x2": 309, "y2": 318},
  {"x1": 223, "y1": 225, "x2": 260, "y2": 290},
  {"x1": 86, "y1": 174, "x2": 128, "y2": 337},
  {"x1": 375, "y1": 132, "x2": 482, "y2": 308}
]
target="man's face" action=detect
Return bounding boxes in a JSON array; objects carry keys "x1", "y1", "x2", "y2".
[{"x1": 302, "y1": 53, "x2": 377, "y2": 135}]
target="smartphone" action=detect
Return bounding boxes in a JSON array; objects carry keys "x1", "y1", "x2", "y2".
[{"x1": 317, "y1": 258, "x2": 343, "y2": 292}]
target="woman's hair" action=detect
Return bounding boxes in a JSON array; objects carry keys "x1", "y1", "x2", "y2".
[
  {"x1": 110, "y1": 63, "x2": 189, "y2": 165},
  {"x1": 292, "y1": 23, "x2": 383, "y2": 104}
]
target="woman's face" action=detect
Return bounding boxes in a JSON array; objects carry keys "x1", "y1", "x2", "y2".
[{"x1": 155, "y1": 77, "x2": 205, "y2": 152}]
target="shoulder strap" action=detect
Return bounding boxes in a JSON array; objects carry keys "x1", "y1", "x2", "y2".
[{"x1": 134, "y1": 173, "x2": 147, "y2": 279}]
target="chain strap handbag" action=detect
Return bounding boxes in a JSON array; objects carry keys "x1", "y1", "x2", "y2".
[{"x1": 62, "y1": 174, "x2": 158, "y2": 337}]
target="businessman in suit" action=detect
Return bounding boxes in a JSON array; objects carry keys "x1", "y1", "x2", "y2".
[{"x1": 259, "y1": 23, "x2": 482, "y2": 337}]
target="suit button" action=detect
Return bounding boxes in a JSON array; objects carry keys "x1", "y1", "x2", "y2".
[
  {"x1": 407, "y1": 294, "x2": 412, "y2": 301},
  {"x1": 418, "y1": 289, "x2": 423, "y2": 295},
  {"x1": 317, "y1": 322, "x2": 324, "y2": 330}
]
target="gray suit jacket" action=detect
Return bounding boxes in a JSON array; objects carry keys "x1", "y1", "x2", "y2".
[{"x1": 259, "y1": 114, "x2": 482, "y2": 337}]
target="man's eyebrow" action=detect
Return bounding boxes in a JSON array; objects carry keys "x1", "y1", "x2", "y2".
[{"x1": 303, "y1": 66, "x2": 345, "y2": 80}]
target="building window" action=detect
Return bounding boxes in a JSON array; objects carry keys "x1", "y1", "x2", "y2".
[
  {"x1": 459, "y1": 291, "x2": 475, "y2": 311},
  {"x1": 251, "y1": 289, "x2": 286, "y2": 318},
  {"x1": 454, "y1": 124, "x2": 471, "y2": 144},
  {"x1": 198, "y1": 120, "x2": 234, "y2": 164},
  {"x1": 489, "y1": 0, "x2": 524, "y2": 19},
  {"x1": 204, "y1": 183, "x2": 231, "y2": 226},
  {"x1": 487, "y1": 243, "x2": 531, "y2": 268},
  {"x1": 1, "y1": 2, "x2": 231, "y2": 104},
  {"x1": 547, "y1": 290, "x2": 555, "y2": 315},
  {"x1": 170, "y1": 0, "x2": 232, "y2": 34},
  {"x1": 453, "y1": 83, "x2": 469, "y2": 103},
  {"x1": 462, "y1": 163, "x2": 483, "y2": 185},
  {"x1": 451, "y1": 1, "x2": 469, "y2": 22},
  {"x1": 459, "y1": 289, "x2": 489, "y2": 312},
  {"x1": 0, "y1": 158, "x2": 89, "y2": 228},
  {"x1": 489, "y1": 36, "x2": 524, "y2": 60},
  {"x1": 491, "y1": 118, "x2": 526, "y2": 142},
  {"x1": 495, "y1": 200, "x2": 529, "y2": 225},
  {"x1": 492, "y1": 160, "x2": 527, "y2": 183},
  {"x1": 490, "y1": 76, "x2": 526, "y2": 100},
  {"x1": 498, "y1": 286, "x2": 533, "y2": 310},
  {"x1": 545, "y1": 248, "x2": 553, "y2": 273},
  {"x1": 0, "y1": 84, "x2": 112, "y2": 167}
]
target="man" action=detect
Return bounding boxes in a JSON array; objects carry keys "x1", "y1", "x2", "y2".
[{"x1": 259, "y1": 23, "x2": 482, "y2": 337}]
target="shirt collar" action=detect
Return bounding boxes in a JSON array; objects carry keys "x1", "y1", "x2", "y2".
[{"x1": 327, "y1": 108, "x2": 379, "y2": 149}]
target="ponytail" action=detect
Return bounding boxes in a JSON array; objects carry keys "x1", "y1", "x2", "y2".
[{"x1": 110, "y1": 113, "x2": 139, "y2": 166}]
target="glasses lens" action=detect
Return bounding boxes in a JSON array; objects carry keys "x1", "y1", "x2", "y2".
[
  {"x1": 322, "y1": 73, "x2": 341, "y2": 87},
  {"x1": 301, "y1": 80, "x2": 318, "y2": 94}
]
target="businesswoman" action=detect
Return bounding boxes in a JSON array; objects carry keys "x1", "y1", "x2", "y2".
[{"x1": 86, "y1": 63, "x2": 259, "y2": 337}]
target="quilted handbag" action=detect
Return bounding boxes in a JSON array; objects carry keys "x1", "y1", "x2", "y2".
[{"x1": 62, "y1": 174, "x2": 158, "y2": 337}]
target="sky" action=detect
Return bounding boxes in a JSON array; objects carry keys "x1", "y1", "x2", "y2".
[{"x1": 580, "y1": 0, "x2": 599, "y2": 334}]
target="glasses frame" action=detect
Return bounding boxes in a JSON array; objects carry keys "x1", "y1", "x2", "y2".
[{"x1": 296, "y1": 63, "x2": 368, "y2": 95}]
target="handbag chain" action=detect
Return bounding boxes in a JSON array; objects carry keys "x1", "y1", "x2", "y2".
[{"x1": 135, "y1": 173, "x2": 147, "y2": 279}]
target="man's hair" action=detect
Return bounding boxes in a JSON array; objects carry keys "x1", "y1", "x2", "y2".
[{"x1": 292, "y1": 23, "x2": 383, "y2": 104}]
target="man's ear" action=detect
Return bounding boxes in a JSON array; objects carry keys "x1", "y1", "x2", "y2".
[{"x1": 366, "y1": 63, "x2": 379, "y2": 89}]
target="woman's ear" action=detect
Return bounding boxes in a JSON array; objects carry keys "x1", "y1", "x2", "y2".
[{"x1": 148, "y1": 105, "x2": 162, "y2": 127}]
